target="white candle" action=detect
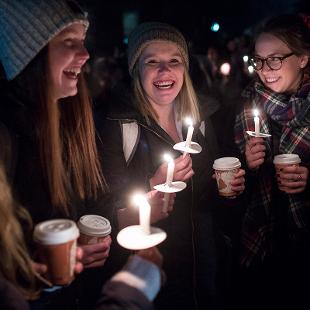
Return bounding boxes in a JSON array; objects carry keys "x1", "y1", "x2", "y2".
[
  {"x1": 164, "y1": 154, "x2": 175, "y2": 186},
  {"x1": 253, "y1": 109, "x2": 260, "y2": 135},
  {"x1": 133, "y1": 193, "x2": 151, "y2": 235},
  {"x1": 185, "y1": 117, "x2": 194, "y2": 148}
]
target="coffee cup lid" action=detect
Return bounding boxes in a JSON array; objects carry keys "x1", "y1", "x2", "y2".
[
  {"x1": 213, "y1": 157, "x2": 241, "y2": 170},
  {"x1": 273, "y1": 154, "x2": 301, "y2": 165},
  {"x1": 78, "y1": 215, "x2": 111, "y2": 236},
  {"x1": 34, "y1": 219, "x2": 79, "y2": 245}
]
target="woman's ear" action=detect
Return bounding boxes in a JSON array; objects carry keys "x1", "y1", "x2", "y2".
[{"x1": 300, "y1": 55, "x2": 309, "y2": 68}]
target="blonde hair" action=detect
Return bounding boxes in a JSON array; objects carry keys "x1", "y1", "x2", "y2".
[
  {"x1": 0, "y1": 165, "x2": 39, "y2": 300},
  {"x1": 132, "y1": 54, "x2": 200, "y2": 125}
]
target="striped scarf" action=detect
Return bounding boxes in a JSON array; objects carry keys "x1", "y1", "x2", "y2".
[{"x1": 234, "y1": 74, "x2": 310, "y2": 267}]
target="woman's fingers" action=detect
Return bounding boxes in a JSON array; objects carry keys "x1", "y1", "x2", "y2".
[
  {"x1": 80, "y1": 237, "x2": 112, "y2": 268},
  {"x1": 174, "y1": 154, "x2": 194, "y2": 181},
  {"x1": 277, "y1": 165, "x2": 308, "y2": 194},
  {"x1": 245, "y1": 138, "x2": 266, "y2": 169},
  {"x1": 230, "y1": 169, "x2": 246, "y2": 193}
]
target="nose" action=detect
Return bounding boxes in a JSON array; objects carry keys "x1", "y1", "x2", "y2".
[
  {"x1": 158, "y1": 61, "x2": 170, "y2": 72},
  {"x1": 77, "y1": 45, "x2": 90, "y2": 64}
]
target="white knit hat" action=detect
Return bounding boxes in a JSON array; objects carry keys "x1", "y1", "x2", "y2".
[{"x1": 0, "y1": 0, "x2": 89, "y2": 80}]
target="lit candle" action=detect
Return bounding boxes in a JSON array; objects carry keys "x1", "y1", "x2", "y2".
[
  {"x1": 133, "y1": 193, "x2": 151, "y2": 235},
  {"x1": 164, "y1": 154, "x2": 175, "y2": 186},
  {"x1": 185, "y1": 117, "x2": 194, "y2": 149},
  {"x1": 253, "y1": 109, "x2": 260, "y2": 135}
]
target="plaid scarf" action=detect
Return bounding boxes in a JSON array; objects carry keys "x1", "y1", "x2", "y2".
[{"x1": 234, "y1": 74, "x2": 310, "y2": 267}]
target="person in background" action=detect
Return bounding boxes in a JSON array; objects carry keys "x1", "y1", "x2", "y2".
[
  {"x1": 96, "y1": 22, "x2": 246, "y2": 309},
  {"x1": 234, "y1": 13, "x2": 310, "y2": 308},
  {"x1": 0, "y1": 0, "x2": 111, "y2": 308}
]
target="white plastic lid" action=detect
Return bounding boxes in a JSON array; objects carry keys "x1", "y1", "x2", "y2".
[
  {"x1": 213, "y1": 157, "x2": 241, "y2": 170},
  {"x1": 273, "y1": 154, "x2": 301, "y2": 165},
  {"x1": 34, "y1": 219, "x2": 79, "y2": 245},
  {"x1": 78, "y1": 215, "x2": 111, "y2": 237}
]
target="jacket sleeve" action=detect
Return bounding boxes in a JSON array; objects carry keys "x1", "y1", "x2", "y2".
[{"x1": 96, "y1": 281, "x2": 154, "y2": 310}]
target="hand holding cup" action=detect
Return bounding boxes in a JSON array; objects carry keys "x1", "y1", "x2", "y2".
[
  {"x1": 77, "y1": 215, "x2": 112, "y2": 268},
  {"x1": 213, "y1": 157, "x2": 242, "y2": 198},
  {"x1": 33, "y1": 219, "x2": 80, "y2": 286},
  {"x1": 274, "y1": 155, "x2": 308, "y2": 194}
]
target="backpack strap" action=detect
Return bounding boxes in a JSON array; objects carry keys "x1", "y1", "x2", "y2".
[
  {"x1": 121, "y1": 121, "x2": 140, "y2": 165},
  {"x1": 199, "y1": 120, "x2": 205, "y2": 137}
]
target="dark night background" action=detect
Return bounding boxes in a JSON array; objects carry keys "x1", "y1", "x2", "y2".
[{"x1": 80, "y1": 0, "x2": 310, "y2": 55}]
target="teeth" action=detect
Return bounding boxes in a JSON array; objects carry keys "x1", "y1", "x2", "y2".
[
  {"x1": 266, "y1": 77, "x2": 279, "y2": 83},
  {"x1": 154, "y1": 80, "x2": 174, "y2": 88},
  {"x1": 64, "y1": 68, "x2": 81, "y2": 76}
]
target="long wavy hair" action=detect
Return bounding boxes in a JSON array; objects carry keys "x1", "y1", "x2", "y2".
[
  {"x1": 15, "y1": 46, "x2": 106, "y2": 215},
  {"x1": 0, "y1": 165, "x2": 39, "y2": 299},
  {"x1": 132, "y1": 50, "x2": 200, "y2": 125}
]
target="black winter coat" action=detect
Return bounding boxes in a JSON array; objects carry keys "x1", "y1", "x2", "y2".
[{"x1": 96, "y1": 98, "x2": 243, "y2": 310}]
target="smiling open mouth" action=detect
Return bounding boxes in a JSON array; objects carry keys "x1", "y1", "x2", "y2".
[
  {"x1": 63, "y1": 68, "x2": 81, "y2": 79},
  {"x1": 265, "y1": 77, "x2": 280, "y2": 83},
  {"x1": 153, "y1": 80, "x2": 175, "y2": 89}
]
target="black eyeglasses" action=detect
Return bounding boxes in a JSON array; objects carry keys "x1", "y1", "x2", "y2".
[{"x1": 249, "y1": 52, "x2": 295, "y2": 71}]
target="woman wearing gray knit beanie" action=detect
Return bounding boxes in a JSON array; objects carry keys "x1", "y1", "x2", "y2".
[
  {"x1": 96, "y1": 21, "x2": 246, "y2": 309},
  {"x1": 0, "y1": 1, "x2": 165, "y2": 310},
  {"x1": 0, "y1": 0, "x2": 112, "y2": 308}
]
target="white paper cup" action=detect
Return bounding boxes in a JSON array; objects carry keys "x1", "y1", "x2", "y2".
[
  {"x1": 77, "y1": 215, "x2": 111, "y2": 245},
  {"x1": 273, "y1": 154, "x2": 301, "y2": 191},
  {"x1": 213, "y1": 157, "x2": 241, "y2": 198},
  {"x1": 33, "y1": 219, "x2": 79, "y2": 286}
]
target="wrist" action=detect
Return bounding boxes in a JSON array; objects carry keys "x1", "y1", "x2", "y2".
[{"x1": 111, "y1": 255, "x2": 161, "y2": 301}]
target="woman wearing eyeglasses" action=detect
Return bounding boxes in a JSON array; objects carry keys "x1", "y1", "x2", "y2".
[{"x1": 233, "y1": 14, "x2": 310, "y2": 308}]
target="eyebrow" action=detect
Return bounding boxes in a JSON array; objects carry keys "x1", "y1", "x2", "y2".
[
  {"x1": 143, "y1": 53, "x2": 182, "y2": 59},
  {"x1": 254, "y1": 52, "x2": 289, "y2": 58}
]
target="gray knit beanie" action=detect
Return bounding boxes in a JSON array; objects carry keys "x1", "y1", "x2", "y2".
[
  {"x1": 127, "y1": 22, "x2": 189, "y2": 76},
  {"x1": 0, "y1": 0, "x2": 89, "y2": 80}
]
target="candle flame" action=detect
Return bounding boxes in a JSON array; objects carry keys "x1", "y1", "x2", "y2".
[
  {"x1": 163, "y1": 153, "x2": 173, "y2": 163},
  {"x1": 132, "y1": 192, "x2": 148, "y2": 208},
  {"x1": 253, "y1": 109, "x2": 259, "y2": 117},
  {"x1": 185, "y1": 117, "x2": 193, "y2": 126}
]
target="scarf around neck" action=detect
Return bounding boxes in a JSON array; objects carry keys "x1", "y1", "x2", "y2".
[{"x1": 234, "y1": 74, "x2": 310, "y2": 267}]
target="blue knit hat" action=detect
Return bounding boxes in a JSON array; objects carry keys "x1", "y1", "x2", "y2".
[{"x1": 0, "y1": 0, "x2": 89, "y2": 80}]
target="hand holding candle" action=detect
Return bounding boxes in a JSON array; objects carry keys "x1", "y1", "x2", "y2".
[
  {"x1": 133, "y1": 193, "x2": 151, "y2": 235},
  {"x1": 164, "y1": 154, "x2": 175, "y2": 186},
  {"x1": 253, "y1": 109, "x2": 260, "y2": 135}
]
